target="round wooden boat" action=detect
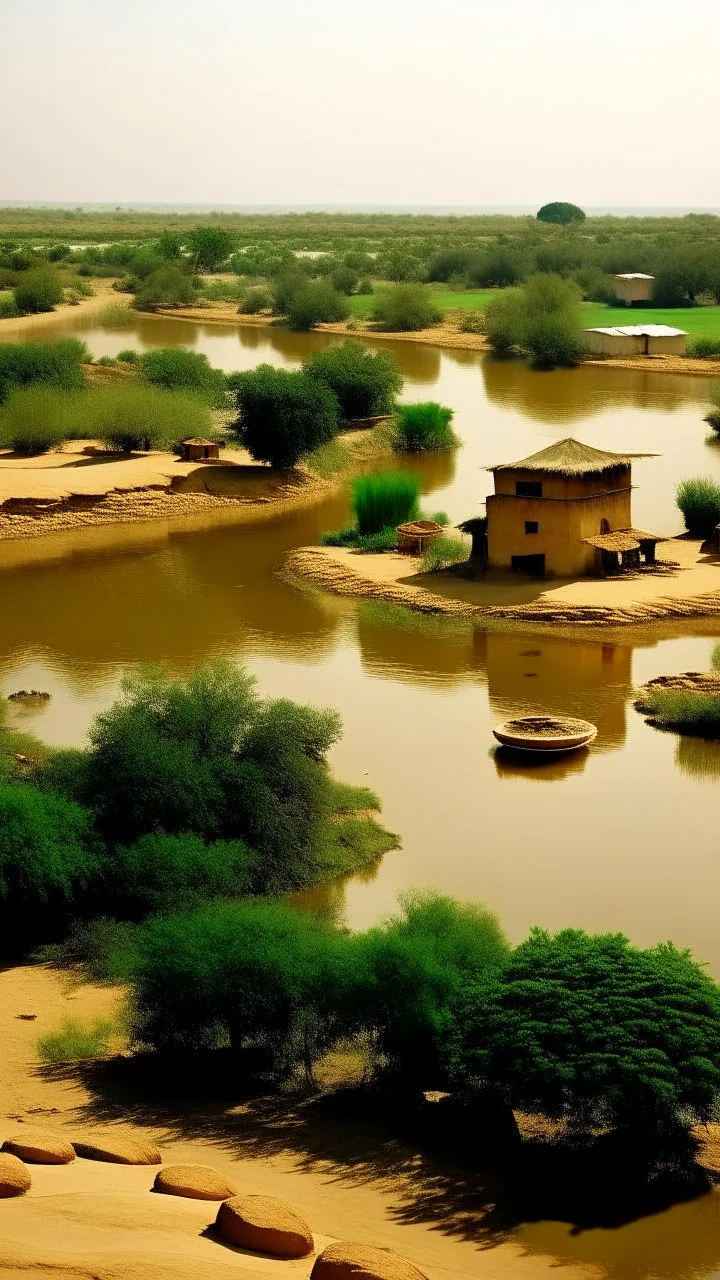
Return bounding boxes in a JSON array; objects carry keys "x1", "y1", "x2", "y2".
[{"x1": 493, "y1": 715, "x2": 597, "y2": 753}]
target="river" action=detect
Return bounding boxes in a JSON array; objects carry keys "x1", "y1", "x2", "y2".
[{"x1": 3, "y1": 312, "x2": 720, "y2": 1278}]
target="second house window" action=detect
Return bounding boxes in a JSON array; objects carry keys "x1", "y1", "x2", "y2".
[{"x1": 525, "y1": 521, "x2": 539, "y2": 535}]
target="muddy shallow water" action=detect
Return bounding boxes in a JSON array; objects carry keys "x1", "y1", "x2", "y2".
[{"x1": 3, "y1": 313, "x2": 720, "y2": 1279}]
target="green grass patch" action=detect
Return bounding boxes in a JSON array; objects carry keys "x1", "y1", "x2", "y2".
[
  {"x1": 348, "y1": 287, "x2": 497, "y2": 318},
  {"x1": 420, "y1": 534, "x2": 469, "y2": 572},
  {"x1": 582, "y1": 302, "x2": 720, "y2": 340},
  {"x1": 353, "y1": 471, "x2": 419, "y2": 534},
  {"x1": 676, "y1": 476, "x2": 720, "y2": 537},
  {"x1": 320, "y1": 525, "x2": 398, "y2": 552},
  {"x1": 37, "y1": 1017, "x2": 116, "y2": 1063},
  {"x1": 643, "y1": 691, "x2": 720, "y2": 737},
  {"x1": 98, "y1": 305, "x2": 135, "y2": 330}
]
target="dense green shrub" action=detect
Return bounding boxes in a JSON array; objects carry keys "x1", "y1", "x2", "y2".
[
  {"x1": 352, "y1": 471, "x2": 419, "y2": 534},
  {"x1": 0, "y1": 784, "x2": 99, "y2": 913},
  {"x1": 86, "y1": 383, "x2": 211, "y2": 452},
  {"x1": 0, "y1": 386, "x2": 75, "y2": 454},
  {"x1": 239, "y1": 286, "x2": 273, "y2": 314},
  {"x1": 133, "y1": 265, "x2": 194, "y2": 310},
  {"x1": 111, "y1": 832, "x2": 257, "y2": 913},
  {"x1": 372, "y1": 284, "x2": 443, "y2": 332},
  {"x1": 0, "y1": 339, "x2": 87, "y2": 404},
  {"x1": 691, "y1": 337, "x2": 720, "y2": 358},
  {"x1": 676, "y1": 477, "x2": 720, "y2": 536},
  {"x1": 330, "y1": 266, "x2": 359, "y2": 295},
  {"x1": 138, "y1": 347, "x2": 226, "y2": 406},
  {"x1": 388, "y1": 402, "x2": 458, "y2": 452},
  {"x1": 130, "y1": 899, "x2": 355, "y2": 1077},
  {"x1": 640, "y1": 691, "x2": 720, "y2": 736},
  {"x1": 451, "y1": 928, "x2": 720, "y2": 1132},
  {"x1": 302, "y1": 341, "x2": 402, "y2": 419},
  {"x1": 116, "y1": 348, "x2": 140, "y2": 364},
  {"x1": 231, "y1": 364, "x2": 340, "y2": 468},
  {"x1": 13, "y1": 267, "x2": 63, "y2": 314},
  {"x1": 285, "y1": 282, "x2": 349, "y2": 330},
  {"x1": 186, "y1": 226, "x2": 235, "y2": 272},
  {"x1": 485, "y1": 273, "x2": 584, "y2": 368},
  {"x1": 0, "y1": 294, "x2": 19, "y2": 319},
  {"x1": 536, "y1": 202, "x2": 586, "y2": 225}
]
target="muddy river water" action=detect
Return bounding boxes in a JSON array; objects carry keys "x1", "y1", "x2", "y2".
[{"x1": 3, "y1": 313, "x2": 720, "y2": 1278}]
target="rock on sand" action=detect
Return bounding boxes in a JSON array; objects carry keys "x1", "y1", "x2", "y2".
[
  {"x1": 72, "y1": 1133, "x2": 162, "y2": 1165},
  {"x1": 311, "y1": 1242, "x2": 429, "y2": 1280},
  {"x1": 2, "y1": 1129, "x2": 75, "y2": 1165},
  {"x1": 154, "y1": 1163, "x2": 237, "y2": 1201},
  {"x1": 216, "y1": 1193, "x2": 314, "y2": 1257},
  {"x1": 0, "y1": 1152, "x2": 31, "y2": 1197}
]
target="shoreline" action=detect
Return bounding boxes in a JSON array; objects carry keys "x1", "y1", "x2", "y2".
[
  {"x1": 0, "y1": 282, "x2": 129, "y2": 336},
  {"x1": 149, "y1": 303, "x2": 720, "y2": 378},
  {"x1": 285, "y1": 542, "x2": 720, "y2": 628}
]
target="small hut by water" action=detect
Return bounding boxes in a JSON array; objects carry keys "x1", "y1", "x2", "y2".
[
  {"x1": 181, "y1": 438, "x2": 220, "y2": 462},
  {"x1": 396, "y1": 519, "x2": 444, "y2": 555}
]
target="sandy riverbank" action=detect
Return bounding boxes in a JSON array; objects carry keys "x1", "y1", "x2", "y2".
[
  {"x1": 0, "y1": 964, "x2": 597, "y2": 1280},
  {"x1": 0, "y1": 283, "x2": 130, "y2": 336},
  {"x1": 286, "y1": 539, "x2": 720, "y2": 627},
  {"x1": 149, "y1": 303, "x2": 720, "y2": 378}
]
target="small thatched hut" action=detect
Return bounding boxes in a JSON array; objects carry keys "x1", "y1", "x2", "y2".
[
  {"x1": 181, "y1": 438, "x2": 220, "y2": 462},
  {"x1": 396, "y1": 519, "x2": 443, "y2": 555}
]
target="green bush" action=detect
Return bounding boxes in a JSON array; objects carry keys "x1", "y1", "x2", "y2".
[
  {"x1": 84, "y1": 383, "x2": 212, "y2": 452},
  {"x1": 330, "y1": 266, "x2": 358, "y2": 295},
  {"x1": 485, "y1": 273, "x2": 583, "y2": 369},
  {"x1": 36, "y1": 916, "x2": 139, "y2": 983},
  {"x1": 0, "y1": 339, "x2": 87, "y2": 404},
  {"x1": 116, "y1": 349, "x2": 140, "y2": 364},
  {"x1": 352, "y1": 471, "x2": 419, "y2": 534},
  {"x1": 38, "y1": 1017, "x2": 115, "y2": 1062},
  {"x1": 676, "y1": 476, "x2": 720, "y2": 536},
  {"x1": 356, "y1": 892, "x2": 509, "y2": 1083},
  {"x1": 0, "y1": 386, "x2": 76, "y2": 454},
  {"x1": 0, "y1": 783, "x2": 100, "y2": 913},
  {"x1": 320, "y1": 526, "x2": 399, "y2": 553},
  {"x1": 231, "y1": 364, "x2": 340, "y2": 468},
  {"x1": 388, "y1": 402, "x2": 459, "y2": 452},
  {"x1": 691, "y1": 337, "x2": 720, "y2": 358},
  {"x1": 138, "y1": 347, "x2": 226, "y2": 406},
  {"x1": 111, "y1": 832, "x2": 257, "y2": 913},
  {"x1": 420, "y1": 535, "x2": 468, "y2": 572},
  {"x1": 451, "y1": 928, "x2": 720, "y2": 1132},
  {"x1": 372, "y1": 284, "x2": 443, "y2": 332},
  {"x1": 285, "y1": 282, "x2": 349, "y2": 330},
  {"x1": 239, "y1": 286, "x2": 273, "y2": 314},
  {"x1": 130, "y1": 899, "x2": 355, "y2": 1078},
  {"x1": 133, "y1": 265, "x2": 194, "y2": 311},
  {"x1": 0, "y1": 294, "x2": 19, "y2": 319},
  {"x1": 13, "y1": 267, "x2": 63, "y2": 315},
  {"x1": 459, "y1": 309, "x2": 485, "y2": 334},
  {"x1": 641, "y1": 691, "x2": 720, "y2": 736},
  {"x1": 302, "y1": 340, "x2": 402, "y2": 419},
  {"x1": 186, "y1": 226, "x2": 235, "y2": 272},
  {"x1": 536, "y1": 202, "x2": 586, "y2": 225}
]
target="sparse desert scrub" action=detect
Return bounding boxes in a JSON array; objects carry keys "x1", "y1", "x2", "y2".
[
  {"x1": 420, "y1": 535, "x2": 468, "y2": 572},
  {"x1": 38, "y1": 1017, "x2": 116, "y2": 1062}
]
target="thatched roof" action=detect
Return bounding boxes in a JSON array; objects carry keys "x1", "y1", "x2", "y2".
[
  {"x1": 487, "y1": 438, "x2": 657, "y2": 476},
  {"x1": 183, "y1": 438, "x2": 218, "y2": 447},
  {"x1": 583, "y1": 532, "x2": 640, "y2": 552}
]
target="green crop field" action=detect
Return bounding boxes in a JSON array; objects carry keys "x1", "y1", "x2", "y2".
[
  {"x1": 349, "y1": 288, "x2": 496, "y2": 318},
  {"x1": 580, "y1": 303, "x2": 720, "y2": 340}
]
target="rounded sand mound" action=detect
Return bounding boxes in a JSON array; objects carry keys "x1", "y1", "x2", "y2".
[
  {"x1": 311, "y1": 1242, "x2": 429, "y2": 1280},
  {"x1": 2, "y1": 1129, "x2": 75, "y2": 1165},
  {"x1": 72, "y1": 1133, "x2": 162, "y2": 1165},
  {"x1": 154, "y1": 1163, "x2": 237, "y2": 1201},
  {"x1": 0, "y1": 1152, "x2": 31, "y2": 1197},
  {"x1": 216, "y1": 1194, "x2": 314, "y2": 1257}
]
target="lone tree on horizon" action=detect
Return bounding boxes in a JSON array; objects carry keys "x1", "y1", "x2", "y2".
[{"x1": 536, "y1": 202, "x2": 586, "y2": 225}]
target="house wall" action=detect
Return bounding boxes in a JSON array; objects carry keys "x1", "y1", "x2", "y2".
[
  {"x1": 584, "y1": 330, "x2": 646, "y2": 356},
  {"x1": 647, "y1": 332, "x2": 687, "y2": 355},
  {"x1": 486, "y1": 467, "x2": 633, "y2": 577},
  {"x1": 612, "y1": 277, "x2": 654, "y2": 304}
]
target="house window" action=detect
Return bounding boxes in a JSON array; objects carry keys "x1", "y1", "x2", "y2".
[
  {"x1": 516, "y1": 481, "x2": 543, "y2": 497},
  {"x1": 525, "y1": 521, "x2": 539, "y2": 534}
]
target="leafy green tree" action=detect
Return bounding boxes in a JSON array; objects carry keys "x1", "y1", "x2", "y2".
[
  {"x1": 133, "y1": 265, "x2": 194, "y2": 311},
  {"x1": 139, "y1": 347, "x2": 226, "y2": 406},
  {"x1": 0, "y1": 339, "x2": 86, "y2": 405},
  {"x1": 676, "y1": 476, "x2": 720, "y2": 537},
  {"x1": 111, "y1": 832, "x2": 257, "y2": 914},
  {"x1": 536, "y1": 202, "x2": 586, "y2": 225},
  {"x1": 302, "y1": 340, "x2": 402, "y2": 419},
  {"x1": 330, "y1": 266, "x2": 359, "y2": 295},
  {"x1": 0, "y1": 784, "x2": 100, "y2": 914},
  {"x1": 355, "y1": 892, "x2": 509, "y2": 1084},
  {"x1": 154, "y1": 230, "x2": 183, "y2": 260},
  {"x1": 186, "y1": 226, "x2": 235, "y2": 272},
  {"x1": 13, "y1": 268, "x2": 64, "y2": 315},
  {"x1": 231, "y1": 364, "x2": 340, "y2": 467},
  {"x1": 285, "y1": 281, "x2": 349, "y2": 330},
  {"x1": 485, "y1": 273, "x2": 583, "y2": 369},
  {"x1": 451, "y1": 928, "x2": 720, "y2": 1132},
  {"x1": 372, "y1": 284, "x2": 443, "y2": 332}
]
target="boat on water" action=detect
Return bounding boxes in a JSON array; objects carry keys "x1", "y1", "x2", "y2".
[{"x1": 493, "y1": 715, "x2": 597, "y2": 754}]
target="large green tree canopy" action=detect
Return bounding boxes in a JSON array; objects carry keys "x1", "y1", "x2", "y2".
[{"x1": 536, "y1": 202, "x2": 586, "y2": 225}]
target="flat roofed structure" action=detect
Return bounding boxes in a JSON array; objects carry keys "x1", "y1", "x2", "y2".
[
  {"x1": 611, "y1": 272, "x2": 654, "y2": 304},
  {"x1": 584, "y1": 324, "x2": 688, "y2": 356},
  {"x1": 481, "y1": 438, "x2": 659, "y2": 578}
]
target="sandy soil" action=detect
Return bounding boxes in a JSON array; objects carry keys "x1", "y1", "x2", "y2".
[
  {"x1": 149, "y1": 304, "x2": 720, "y2": 377},
  {"x1": 0, "y1": 283, "x2": 129, "y2": 335},
  {"x1": 286, "y1": 539, "x2": 720, "y2": 626},
  {"x1": 0, "y1": 965, "x2": 592, "y2": 1280}
]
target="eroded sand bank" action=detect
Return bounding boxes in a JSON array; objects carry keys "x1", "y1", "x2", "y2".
[{"x1": 286, "y1": 539, "x2": 720, "y2": 626}]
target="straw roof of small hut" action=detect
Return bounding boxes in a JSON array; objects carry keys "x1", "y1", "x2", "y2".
[
  {"x1": 582, "y1": 532, "x2": 640, "y2": 552},
  {"x1": 486, "y1": 438, "x2": 657, "y2": 476},
  {"x1": 183, "y1": 438, "x2": 218, "y2": 447}
]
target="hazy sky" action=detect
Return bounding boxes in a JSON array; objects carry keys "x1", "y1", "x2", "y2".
[{"x1": 3, "y1": 0, "x2": 718, "y2": 208}]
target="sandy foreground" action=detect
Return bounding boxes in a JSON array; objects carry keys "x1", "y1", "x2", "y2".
[
  {"x1": 286, "y1": 539, "x2": 720, "y2": 626},
  {"x1": 0, "y1": 965, "x2": 594, "y2": 1280}
]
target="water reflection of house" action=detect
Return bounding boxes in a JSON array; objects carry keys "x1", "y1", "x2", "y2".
[
  {"x1": 481, "y1": 632, "x2": 632, "y2": 747},
  {"x1": 482, "y1": 438, "x2": 661, "y2": 578}
]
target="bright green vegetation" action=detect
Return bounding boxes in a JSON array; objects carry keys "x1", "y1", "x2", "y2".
[
  {"x1": 536, "y1": 202, "x2": 586, "y2": 225},
  {"x1": 186, "y1": 226, "x2": 235, "y2": 272},
  {"x1": 13, "y1": 267, "x2": 64, "y2": 314},
  {"x1": 132, "y1": 264, "x2": 195, "y2": 311},
  {"x1": 302, "y1": 341, "x2": 402, "y2": 419},
  {"x1": 322, "y1": 470, "x2": 421, "y2": 551},
  {"x1": 0, "y1": 339, "x2": 87, "y2": 405},
  {"x1": 581, "y1": 302, "x2": 720, "y2": 339},
  {"x1": 640, "y1": 691, "x2": 720, "y2": 736},
  {"x1": 420, "y1": 535, "x2": 468, "y2": 573},
  {"x1": 239, "y1": 286, "x2": 273, "y2": 314},
  {"x1": 388, "y1": 402, "x2": 459, "y2": 453},
  {"x1": 138, "y1": 346, "x2": 227, "y2": 406},
  {"x1": 349, "y1": 289, "x2": 496, "y2": 318},
  {"x1": 230, "y1": 364, "x2": 340, "y2": 468},
  {"x1": 0, "y1": 386, "x2": 80, "y2": 455},
  {"x1": 371, "y1": 284, "x2": 443, "y2": 332},
  {"x1": 485, "y1": 274, "x2": 584, "y2": 369},
  {"x1": 676, "y1": 476, "x2": 720, "y2": 537},
  {"x1": 0, "y1": 662, "x2": 394, "y2": 956},
  {"x1": 285, "y1": 280, "x2": 349, "y2": 330},
  {"x1": 37, "y1": 1017, "x2": 115, "y2": 1063},
  {"x1": 451, "y1": 928, "x2": 720, "y2": 1132}
]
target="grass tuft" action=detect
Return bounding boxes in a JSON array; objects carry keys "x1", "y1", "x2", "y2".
[
  {"x1": 37, "y1": 1017, "x2": 116, "y2": 1062},
  {"x1": 352, "y1": 471, "x2": 419, "y2": 534},
  {"x1": 420, "y1": 535, "x2": 469, "y2": 572}
]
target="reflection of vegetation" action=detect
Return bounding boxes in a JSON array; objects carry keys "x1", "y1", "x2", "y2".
[
  {"x1": 675, "y1": 735, "x2": 720, "y2": 780},
  {"x1": 643, "y1": 689, "x2": 720, "y2": 735},
  {"x1": 357, "y1": 598, "x2": 471, "y2": 640}
]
